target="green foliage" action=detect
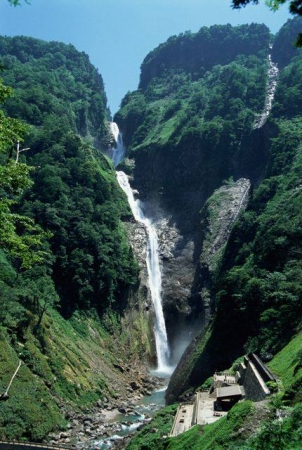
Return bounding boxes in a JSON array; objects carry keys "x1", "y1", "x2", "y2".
[
  {"x1": 167, "y1": 402, "x2": 252, "y2": 450},
  {"x1": 125, "y1": 404, "x2": 177, "y2": 450},
  {"x1": 119, "y1": 35, "x2": 268, "y2": 152},
  {"x1": 0, "y1": 35, "x2": 138, "y2": 314},
  {"x1": 190, "y1": 21, "x2": 302, "y2": 368},
  {"x1": 0, "y1": 35, "x2": 140, "y2": 441},
  {"x1": 269, "y1": 332, "x2": 302, "y2": 404},
  {"x1": 272, "y1": 17, "x2": 302, "y2": 66},
  {"x1": 215, "y1": 115, "x2": 302, "y2": 356},
  {"x1": 232, "y1": 403, "x2": 302, "y2": 450},
  {"x1": 0, "y1": 201, "x2": 49, "y2": 269},
  {"x1": 0, "y1": 78, "x2": 49, "y2": 268},
  {"x1": 7, "y1": 0, "x2": 30, "y2": 5},
  {"x1": 116, "y1": 24, "x2": 269, "y2": 219},
  {"x1": 138, "y1": 24, "x2": 270, "y2": 90},
  {"x1": 22, "y1": 132, "x2": 138, "y2": 314},
  {"x1": 232, "y1": 1, "x2": 302, "y2": 47},
  {"x1": 199, "y1": 376, "x2": 213, "y2": 391},
  {"x1": 0, "y1": 36, "x2": 109, "y2": 145},
  {"x1": 0, "y1": 327, "x2": 65, "y2": 441}
]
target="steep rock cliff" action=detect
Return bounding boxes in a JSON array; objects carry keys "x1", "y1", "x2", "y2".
[{"x1": 115, "y1": 23, "x2": 271, "y2": 358}]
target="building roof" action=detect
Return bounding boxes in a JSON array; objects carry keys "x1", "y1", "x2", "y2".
[{"x1": 216, "y1": 385, "x2": 245, "y2": 399}]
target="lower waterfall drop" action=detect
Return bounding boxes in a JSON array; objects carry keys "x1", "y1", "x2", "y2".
[{"x1": 110, "y1": 123, "x2": 171, "y2": 373}]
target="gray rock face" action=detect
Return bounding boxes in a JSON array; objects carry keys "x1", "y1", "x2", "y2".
[
  {"x1": 157, "y1": 217, "x2": 195, "y2": 316},
  {"x1": 125, "y1": 220, "x2": 148, "y2": 286},
  {"x1": 165, "y1": 178, "x2": 252, "y2": 403},
  {"x1": 200, "y1": 178, "x2": 251, "y2": 275},
  {"x1": 122, "y1": 178, "x2": 250, "y2": 367},
  {"x1": 122, "y1": 219, "x2": 156, "y2": 364},
  {"x1": 122, "y1": 194, "x2": 203, "y2": 366},
  {"x1": 155, "y1": 216, "x2": 199, "y2": 364}
]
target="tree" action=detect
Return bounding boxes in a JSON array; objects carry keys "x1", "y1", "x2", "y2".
[
  {"x1": 232, "y1": 0, "x2": 302, "y2": 15},
  {"x1": 7, "y1": 0, "x2": 30, "y2": 5},
  {"x1": 0, "y1": 78, "x2": 48, "y2": 268},
  {"x1": 18, "y1": 275, "x2": 59, "y2": 328},
  {"x1": 232, "y1": 0, "x2": 302, "y2": 44}
]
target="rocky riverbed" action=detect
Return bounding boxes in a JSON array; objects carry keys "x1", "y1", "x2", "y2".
[{"x1": 47, "y1": 374, "x2": 166, "y2": 450}]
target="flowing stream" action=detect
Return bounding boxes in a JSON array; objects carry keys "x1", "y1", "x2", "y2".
[
  {"x1": 110, "y1": 122, "x2": 171, "y2": 372},
  {"x1": 253, "y1": 53, "x2": 279, "y2": 129}
]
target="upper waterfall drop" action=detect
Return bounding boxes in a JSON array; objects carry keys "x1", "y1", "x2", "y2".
[
  {"x1": 110, "y1": 122, "x2": 126, "y2": 167},
  {"x1": 253, "y1": 53, "x2": 279, "y2": 129}
]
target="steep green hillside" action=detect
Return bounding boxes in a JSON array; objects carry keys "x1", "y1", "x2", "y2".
[
  {"x1": 113, "y1": 18, "x2": 302, "y2": 404},
  {"x1": 0, "y1": 36, "x2": 140, "y2": 440},
  {"x1": 164, "y1": 18, "x2": 302, "y2": 403},
  {"x1": 116, "y1": 23, "x2": 270, "y2": 226},
  {"x1": 166, "y1": 19, "x2": 302, "y2": 404},
  {"x1": 23, "y1": 129, "x2": 138, "y2": 316},
  {"x1": 269, "y1": 332, "x2": 302, "y2": 405},
  {"x1": 0, "y1": 36, "x2": 109, "y2": 146}
]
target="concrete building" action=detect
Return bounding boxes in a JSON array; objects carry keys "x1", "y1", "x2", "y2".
[{"x1": 170, "y1": 353, "x2": 276, "y2": 437}]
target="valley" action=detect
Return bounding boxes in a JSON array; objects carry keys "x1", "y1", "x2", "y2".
[{"x1": 0, "y1": 11, "x2": 302, "y2": 450}]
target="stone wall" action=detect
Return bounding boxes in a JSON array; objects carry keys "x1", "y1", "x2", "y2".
[{"x1": 240, "y1": 355, "x2": 271, "y2": 402}]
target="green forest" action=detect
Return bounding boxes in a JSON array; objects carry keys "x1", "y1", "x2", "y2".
[{"x1": 0, "y1": 36, "x2": 140, "y2": 440}]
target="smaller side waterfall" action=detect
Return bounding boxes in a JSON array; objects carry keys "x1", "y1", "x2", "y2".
[
  {"x1": 110, "y1": 122, "x2": 126, "y2": 167},
  {"x1": 253, "y1": 54, "x2": 279, "y2": 129},
  {"x1": 116, "y1": 172, "x2": 171, "y2": 373}
]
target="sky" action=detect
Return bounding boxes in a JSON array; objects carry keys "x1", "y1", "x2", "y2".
[{"x1": 0, "y1": 0, "x2": 291, "y2": 115}]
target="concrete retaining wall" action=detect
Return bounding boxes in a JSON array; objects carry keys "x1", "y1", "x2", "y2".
[{"x1": 243, "y1": 359, "x2": 270, "y2": 401}]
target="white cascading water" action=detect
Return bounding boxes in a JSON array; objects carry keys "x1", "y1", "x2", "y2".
[
  {"x1": 110, "y1": 122, "x2": 126, "y2": 167},
  {"x1": 253, "y1": 53, "x2": 279, "y2": 129},
  {"x1": 110, "y1": 123, "x2": 171, "y2": 373}
]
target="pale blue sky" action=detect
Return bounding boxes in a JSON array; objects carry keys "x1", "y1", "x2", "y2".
[{"x1": 0, "y1": 0, "x2": 290, "y2": 114}]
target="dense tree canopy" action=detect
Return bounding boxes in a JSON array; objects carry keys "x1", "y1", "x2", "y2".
[
  {"x1": 0, "y1": 78, "x2": 48, "y2": 268},
  {"x1": 0, "y1": 35, "x2": 138, "y2": 315},
  {"x1": 116, "y1": 23, "x2": 270, "y2": 214}
]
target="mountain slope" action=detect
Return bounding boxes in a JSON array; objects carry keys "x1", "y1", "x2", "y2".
[
  {"x1": 0, "y1": 36, "x2": 142, "y2": 441},
  {"x1": 165, "y1": 18, "x2": 302, "y2": 403},
  {"x1": 115, "y1": 23, "x2": 270, "y2": 358},
  {"x1": 114, "y1": 19, "x2": 302, "y2": 402}
]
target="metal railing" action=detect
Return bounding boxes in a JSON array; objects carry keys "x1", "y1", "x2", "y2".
[{"x1": 0, "y1": 441, "x2": 71, "y2": 450}]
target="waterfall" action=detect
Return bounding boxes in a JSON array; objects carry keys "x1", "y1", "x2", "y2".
[
  {"x1": 253, "y1": 54, "x2": 279, "y2": 129},
  {"x1": 110, "y1": 123, "x2": 171, "y2": 373},
  {"x1": 110, "y1": 122, "x2": 126, "y2": 167}
]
